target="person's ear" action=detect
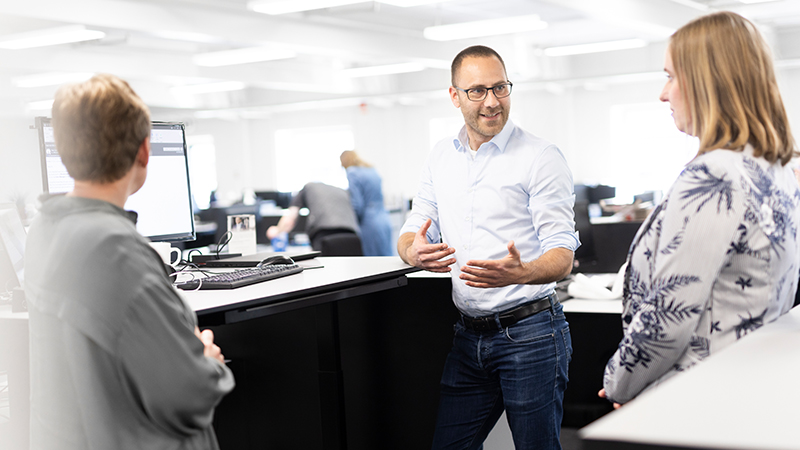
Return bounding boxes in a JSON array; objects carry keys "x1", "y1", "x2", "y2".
[
  {"x1": 449, "y1": 86, "x2": 461, "y2": 109},
  {"x1": 137, "y1": 136, "x2": 150, "y2": 167}
]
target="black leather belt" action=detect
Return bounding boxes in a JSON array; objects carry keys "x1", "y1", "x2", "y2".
[{"x1": 460, "y1": 292, "x2": 557, "y2": 332}]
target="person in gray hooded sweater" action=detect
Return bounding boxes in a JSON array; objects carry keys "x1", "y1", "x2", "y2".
[{"x1": 25, "y1": 73, "x2": 234, "y2": 450}]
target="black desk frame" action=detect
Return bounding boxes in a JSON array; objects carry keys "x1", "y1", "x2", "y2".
[{"x1": 195, "y1": 265, "x2": 416, "y2": 450}]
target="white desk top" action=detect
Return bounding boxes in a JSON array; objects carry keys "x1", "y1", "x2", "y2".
[
  {"x1": 561, "y1": 299, "x2": 622, "y2": 314},
  {"x1": 0, "y1": 304, "x2": 28, "y2": 320},
  {"x1": 580, "y1": 305, "x2": 800, "y2": 450},
  {"x1": 181, "y1": 256, "x2": 418, "y2": 315}
]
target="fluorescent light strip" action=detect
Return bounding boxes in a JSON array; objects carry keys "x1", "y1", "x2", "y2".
[
  {"x1": 171, "y1": 81, "x2": 246, "y2": 95},
  {"x1": 0, "y1": 25, "x2": 105, "y2": 50},
  {"x1": 342, "y1": 62, "x2": 425, "y2": 77},
  {"x1": 424, "y1": 14, "x2": 547, "y2": 41},
  {"x1": 248, "y1": 0, "x2": 362, "y2": 15},
  {"x1": 379, "y1": 0, "x2": 452, "y2": 6},
  {"x1": 544, "y1": 39, "x2": 647, "y2": 57},
  {"x1": 668, "y1": 0, "x2": 710, "y2": 10},
  {"x1": 193, "y1": 47, "x2": 297, "y2": 67},
  {"x1": 13, "y1": 72, "x2": 95, "y2": 88},
  {"x1": 150, "y1": 30, "x2": 222, "y2": 44},
  {"x1": 739, "y1": 0, "x2": 779, "y2": 3},
  {"x1": 27, "y1": 99, "x2": 55, "y2": 111}
]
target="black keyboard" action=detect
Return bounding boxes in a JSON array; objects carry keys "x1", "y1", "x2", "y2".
[{"x1": 175, "y1": 264, "x2": 303, "y2": 290}]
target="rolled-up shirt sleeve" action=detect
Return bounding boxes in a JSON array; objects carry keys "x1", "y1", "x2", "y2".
[
  {"x1": 529, "y1": 145, "x2": 580, "y2": 254},
  {"x1": 400, "y1": 151, "x2": 442, "y2": 244}
]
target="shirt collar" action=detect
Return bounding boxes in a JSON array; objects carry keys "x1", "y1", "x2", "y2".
[
  {"x1": 452, "y1": 119, "x2": 516, "y2": 154},
  {"x1": 39, "y1": 194, "x2": 139, "y2": 225}
]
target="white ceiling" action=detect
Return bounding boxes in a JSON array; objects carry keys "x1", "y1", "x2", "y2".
[{"x1": 2, "y1": 0, "x2": 800, "y2": 118}]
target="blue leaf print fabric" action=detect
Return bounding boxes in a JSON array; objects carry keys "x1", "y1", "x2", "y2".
[{"x1": 603, "y1": 146, "x2": 800, "y2": 404}]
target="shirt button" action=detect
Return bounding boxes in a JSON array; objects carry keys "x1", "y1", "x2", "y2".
[{"x1": 465, "y1": 216, "x2": 471, "y2": 221}]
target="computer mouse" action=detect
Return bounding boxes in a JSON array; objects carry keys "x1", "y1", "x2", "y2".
[{"x1": 257, "y1": 255, "x2": 295, "y2": 267}]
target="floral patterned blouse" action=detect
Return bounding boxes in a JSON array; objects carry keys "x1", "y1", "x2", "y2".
[{"x1": 603, "y1": 146, "x2": 800, "y2": 404}]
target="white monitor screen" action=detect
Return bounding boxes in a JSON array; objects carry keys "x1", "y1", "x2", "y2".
[
  {"x1": 36, "y1": 118, "x2": 196, "y2": 242},
  {"x1": 0, "y1": 203, "x2": 26, "y2": 291}
]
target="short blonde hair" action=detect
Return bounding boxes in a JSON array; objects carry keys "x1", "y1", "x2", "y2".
[
  {"x1": 52, "y1": 74, "x2": 151, "y2": 182},
  {"x1": 671, "y1": 11, "x2": 795, "y2": 164}
]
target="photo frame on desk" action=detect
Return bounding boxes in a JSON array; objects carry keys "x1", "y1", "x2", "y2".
[{"x1": 226, "y1": 214, "x2": 256, "y2": 256}]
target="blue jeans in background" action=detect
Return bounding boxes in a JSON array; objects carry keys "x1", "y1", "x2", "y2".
[{"x1": 431, "y1": 298, "x2": 572, "y2": 450}]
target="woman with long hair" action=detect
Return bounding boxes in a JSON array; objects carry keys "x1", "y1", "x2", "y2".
[
  {"x1": 602, "y1": 11, "x2": 800, "y2": 405},
  {"x1": 340, "y1": 150, "x2": 394, "y2": 256}
]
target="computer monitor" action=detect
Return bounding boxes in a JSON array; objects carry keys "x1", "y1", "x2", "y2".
[{"x1": 36, "y1": 117, "x2": 196, "y2": 242}]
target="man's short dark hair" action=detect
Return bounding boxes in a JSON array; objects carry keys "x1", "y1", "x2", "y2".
[
  {"x1": 451, "y1": 45, "x2": 507, "y2": 87},
  {"x1": 52, "y1": 74, "x2": 151, "y2": 183}
]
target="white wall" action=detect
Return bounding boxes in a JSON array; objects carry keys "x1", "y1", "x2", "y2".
[{"x1": 0, "y1": 118, "x2": 45, "y2": 213}]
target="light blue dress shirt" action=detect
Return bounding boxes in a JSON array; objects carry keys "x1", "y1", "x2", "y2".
[{"x1": 400, "y1": 120, "x2": 579, "y2": 317}]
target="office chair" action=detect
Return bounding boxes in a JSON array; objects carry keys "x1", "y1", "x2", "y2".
[{"x1": 319, "y1": 233, "x2": 364, "y2": 256}]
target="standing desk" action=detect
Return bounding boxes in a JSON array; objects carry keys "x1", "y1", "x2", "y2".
[
  {"x1": 580, "y1": 304, "x2": 800, "y2": 450},
  {"x1": 0, "y1": 305, "x2": 29, "y2": 450},
  {"x1": 182, "y1": 256, "x2": 420, "y2": 450},
  {"x1": 186, "y1": 256, "x2": 417, "y2": 326}
]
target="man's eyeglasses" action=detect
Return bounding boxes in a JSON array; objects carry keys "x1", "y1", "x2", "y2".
[{"x1": 453, "y1": 82, "x2": 513, "y2": 102}]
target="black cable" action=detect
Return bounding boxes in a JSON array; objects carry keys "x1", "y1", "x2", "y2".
[
  {"x1": 215, "y1": 231, "x2": 233, "y2": 258},
  {"x1": 185, "y1": 248, "x2": 203, "y2": 264}
]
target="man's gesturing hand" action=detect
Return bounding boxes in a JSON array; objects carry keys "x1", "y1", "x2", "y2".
[
  {"x1": 399, "y1": 219, "x2": 456, "y2": 273},
  {"x1": 459, "y1": 240, "x2": 528, "y2": 288}
]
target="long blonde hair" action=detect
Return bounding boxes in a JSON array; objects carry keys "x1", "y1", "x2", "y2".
[
  {"x1": 340, "y1": 150, "x2": 372, "y2": 168},
  {"x1": 671, "y1": 11, "x2": 795, "y2": 164}
]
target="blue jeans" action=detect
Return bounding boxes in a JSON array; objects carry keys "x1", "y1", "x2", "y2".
[{"x1": 431, "y1": 297, "x2": 572, "y2": 450}]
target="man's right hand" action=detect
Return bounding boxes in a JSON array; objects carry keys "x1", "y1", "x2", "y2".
[{"x1": 398, "y1": 219, "x2": 456, "y2": 273}]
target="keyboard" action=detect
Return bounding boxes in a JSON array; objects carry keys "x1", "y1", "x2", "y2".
[{"x1": 175, "y1": 264, "x2": 303, "y2": 290}]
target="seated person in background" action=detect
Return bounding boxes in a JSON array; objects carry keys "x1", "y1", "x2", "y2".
[
  {"x1": 340, "y1": 150, "x2": 394, "y2": 256},
  {"x1": 25, "y1": 74, "x2": 235, "y2": 450},
  {"x1": 601, "y1": 11, "x2": 800, "y2": 406},
  {"x1": 267, "y1": 182, "x2": 360, "y2": 252}
]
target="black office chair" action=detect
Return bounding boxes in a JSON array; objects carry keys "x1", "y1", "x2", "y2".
[{"x1": 319, "y1": 233, "x2": 364, "y2": 256}]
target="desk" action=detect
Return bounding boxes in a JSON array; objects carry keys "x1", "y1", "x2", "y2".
[
  {"x1": 0, "y1": 305, "x2": 29, "y2": 450},
  {"x1": 558, "y1": 297, "x2": 623, "y2": 426},
  {"x1": 580, "y1": 305, "x2": 800, "y2": 450},
  {"x1": 183, "y1": 256, "x2": 423, "y2": 450},
  {"x1": 186, "y1": 256, "x2": 417, "y2": 325}
]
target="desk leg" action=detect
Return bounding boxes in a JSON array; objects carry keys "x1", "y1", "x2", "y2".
[{"x1": 315, "y1": 302, "x2": 347, "y2": 450}]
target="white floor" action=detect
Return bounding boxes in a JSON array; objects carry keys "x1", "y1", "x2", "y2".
[{"x1": 484, "y1": 412, "x2": 514, "y2": 449}]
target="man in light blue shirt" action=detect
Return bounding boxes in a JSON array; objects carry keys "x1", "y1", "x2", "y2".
[{"x1": 398, "y1": 45, "x2": 579, "y2": 450}]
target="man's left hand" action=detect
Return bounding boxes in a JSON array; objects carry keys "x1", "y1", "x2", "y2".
[{"x1": 459, "y1": 241, "x2": 528, "y2": 288}]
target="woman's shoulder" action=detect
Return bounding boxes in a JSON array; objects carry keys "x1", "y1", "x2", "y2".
[{"x1": 680, "y1": 149, "x2": 756, "y2": 184}]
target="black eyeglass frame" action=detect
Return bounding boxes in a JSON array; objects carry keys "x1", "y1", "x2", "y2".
[{"x1": 453, "y1": 82, "x2": 513, "y2": 102}]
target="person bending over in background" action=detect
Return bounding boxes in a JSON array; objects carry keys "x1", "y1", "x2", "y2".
[
  {"x1": 25, "y1": 74, "x2": 235, "y2": 450},
  {"x1": 267, "y1": 182, "x2": 360, "y2": 253},
  {"x1": 601, "y1": 11, "x2": 800, "y2": 407},
  {"x1": 398, "y1": 45, "x2": 579, "y2": 450},
  {"x1": 340, "y1": 150, "x2": 394, "y2": 256}
]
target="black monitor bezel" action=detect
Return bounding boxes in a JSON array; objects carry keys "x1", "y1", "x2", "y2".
[
  {"x1": 34, "y1": 117, "x2": 197, "y2": 243},
  {"x1": 35, "y1": 116, "x2": 55, "y2": 194},
  {"x1": 146, "y1": 121, "x2": 196, "y2": 242}
]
